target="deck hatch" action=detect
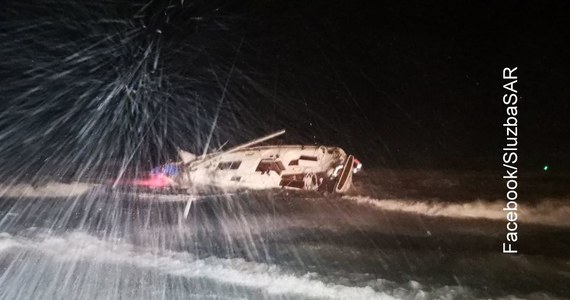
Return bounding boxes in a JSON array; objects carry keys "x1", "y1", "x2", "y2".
[{"x1": 256, "y1": 159, "x2": 285, "y2": 175}]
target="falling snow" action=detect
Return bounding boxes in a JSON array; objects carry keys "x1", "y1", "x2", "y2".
[{"x1": 1, "y1": 1, "x2": 569, "y2": 300}]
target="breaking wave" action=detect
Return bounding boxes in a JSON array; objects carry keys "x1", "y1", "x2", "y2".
[
  {"x1": 344, "y1": 196, "x2": 570, "y2": 227},
  {"x1": 0, "y1": 182, "x2": 96, "y2": 198},
  {"x1": 0, "y1": 231, "x2": 481, "y2": 300}
]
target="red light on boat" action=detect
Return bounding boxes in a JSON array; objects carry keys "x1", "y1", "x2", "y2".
[{"x1": 133, "y1": 174, "x2": 170, "y2": 188}]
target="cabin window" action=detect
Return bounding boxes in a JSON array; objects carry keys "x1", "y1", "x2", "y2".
[
  {"x1": 256, "y1": 159, "x2": 285, "y2": 175},
  {"x1": 288, "y1": 159, "x2": 299, "y2": 166},
  {"x1": 217, "y1": 161, "x2": 241, "y2": 170},
  {"x1": 299, "y1": 155, "x2": 318, "y2": 161},
  {"x1": 230, "y1": 176, "x2": 241, "y2": 182}
]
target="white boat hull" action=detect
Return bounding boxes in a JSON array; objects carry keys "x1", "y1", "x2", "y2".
[{"x1": 137, "y1": 131, "x2": 362, "y2": 194}]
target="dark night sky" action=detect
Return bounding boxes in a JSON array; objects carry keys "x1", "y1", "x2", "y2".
[
  {"x1": 1, "y1": 0, "x2": 569, "y2": 175},
  {"x1": 234, "y1": 1, "x2": 570, "y2": 170}
]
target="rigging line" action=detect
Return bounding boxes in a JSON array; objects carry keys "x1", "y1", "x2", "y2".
[
  {"x1": 112, "y1": 112, "x2": 161, "y2": 188},
  {"x1": 201, "y1": 35, "x2": 245, "y2": 158}
]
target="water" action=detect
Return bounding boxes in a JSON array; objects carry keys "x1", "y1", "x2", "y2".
[
  {"x1": 1, "y1": 1, "x2": 569, "y2": 299},
  {"x1": 1, "y1": 171, "x2": 568, "y2": 299}
]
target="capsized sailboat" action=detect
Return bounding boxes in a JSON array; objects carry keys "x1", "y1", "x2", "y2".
[{"x1": 133, "y1": 130, "x2": 362, "y2": 194}]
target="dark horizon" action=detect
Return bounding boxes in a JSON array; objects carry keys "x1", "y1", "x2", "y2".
[{"x1": 1, "y1": 0, "x2": 569, "y2": 176}]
